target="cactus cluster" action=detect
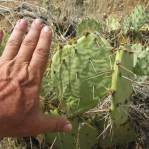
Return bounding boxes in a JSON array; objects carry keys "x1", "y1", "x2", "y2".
[{"x1": 42, "y1": 5, "x2": 149, "y2": 149}]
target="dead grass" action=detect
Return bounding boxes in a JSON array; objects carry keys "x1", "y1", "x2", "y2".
[
  {"x1": 0, "y1": 0, "x2": 149, "y2": 31},
  {"x1": 45, "y1": 0, "x2": 149, "y2": 20}
]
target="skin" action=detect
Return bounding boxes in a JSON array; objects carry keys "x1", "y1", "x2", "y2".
[{"x1": 0, "y1": 19, "x2": 72, "y2": 137}]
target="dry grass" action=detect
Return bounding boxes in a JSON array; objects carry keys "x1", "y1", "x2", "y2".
[
  {"x1": 45, "y1": 0, "x2": 149, "y2": 20},
  {"x1": 0, "y1": 0, "x2": 149, "y2": 31}
]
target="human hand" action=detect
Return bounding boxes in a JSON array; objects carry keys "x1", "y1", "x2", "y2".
[{"x1": 0, "y1": 19, "x2": 72, "y2": 137}]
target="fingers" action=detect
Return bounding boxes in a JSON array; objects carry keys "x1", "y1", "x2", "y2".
[
  {"x1": 0, "y1": 30, "x2": 3, "y2": 44},
  {"x1": 16, "y1": 19, "x2": 43, "y2": 62},
  {"x1": 30, "y1": 26, "x2": 52, "y2": 75},
  {"x1": 2, "y1": 20, "x2": 28, "y2": 60}
]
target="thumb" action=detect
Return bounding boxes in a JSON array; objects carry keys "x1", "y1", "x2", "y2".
[
  {"x1": 38, "y1": 113, "x2": 72, "y2": 133},
  {"x1": 26, "y1": 113, "x2": 72, "y2": 136}
]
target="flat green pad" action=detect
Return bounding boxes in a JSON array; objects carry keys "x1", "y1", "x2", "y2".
[{"x1": 50, "y1": 33, "x2": 112, "y2": 116}]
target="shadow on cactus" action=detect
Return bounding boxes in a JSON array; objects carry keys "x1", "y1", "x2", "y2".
[{"x1": 41, "y1": 5, "x2": 149, "y2": 149}]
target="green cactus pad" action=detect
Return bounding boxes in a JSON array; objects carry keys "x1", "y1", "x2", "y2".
[
  {"x1": 110, "y1": 47, "x2": 136, "y2": 145},
  {"x1": 50, "y1": 33, "x2": 112, "y2": 116},
  {"x1": 132, "y1": 44, "x2": 149, "y2": 76},
  {"x1": 105, "y1": 15, "x2": 121, "y2": 32},
  {"x1": 77, "y1": 18, "x2": 102, "y2": 36},
  {"x1": 98, "y1": 47, "x2": 136, "y2": 148},
  {"x1": 123, "y1": 5, "x2": 147, "y2": 34},
  {"x1": 111, "y1": 47, "x2": 134, "y2": 124}
]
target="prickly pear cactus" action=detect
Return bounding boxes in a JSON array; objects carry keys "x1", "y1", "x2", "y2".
[
  {"x1": 111, "y1": 48, "x2": 134, "y2": 124},
  {"x1": 132, "y1": 44, "x2": 149, "y2": 76},
  {"x1": 105, "y1": 15, "x2": 121, "y2": 32},
  {"x1": 123, "y1": 5, "x2": 147, "y2": 34},
  {"x1": 112, "y1": 47, "x2": 136, "y2": 136},
  {"x1": 77, "y1": 18, "x2": 102, "y2": 36},
  {"x1": 99, "y1": 47, "x2": 136, "y2": 147},
  {"x1": 42, "y1": 5, "x2": 148, "y2": 149},
  {"x1": 50, "y1": 33, "x2": 112, "y2": 116}
]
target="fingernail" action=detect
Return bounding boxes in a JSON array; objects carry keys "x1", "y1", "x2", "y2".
[
  {"x1": 63, "y1": 123, "x2": 72, "y2": 133},
  {"x1": 35, "y1": 18, "x2": 43, "y2": 25},
  {"x1": 43, "y1": 26, "x2": 50, "y2": 32}
]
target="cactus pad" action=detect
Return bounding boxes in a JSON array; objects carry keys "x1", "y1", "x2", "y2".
[
  {"x1": 98, "y1": 47, "x2": 136, "y2": 147},
  {"x1": 123, "y1": 5, "x2": 147, "y2": 33},
  {"x1": 77, "y1": 18, "x2": 102, "y2": 36},
  {"x1": 105, "y1": 15, "x2": 121, "y2": 32},
  {"x1": 133, "y1": 44, "x2": 149, "y2": 76},
  {"x1": 50, "y1": 33, "x2": 112, "y2": 116}
]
